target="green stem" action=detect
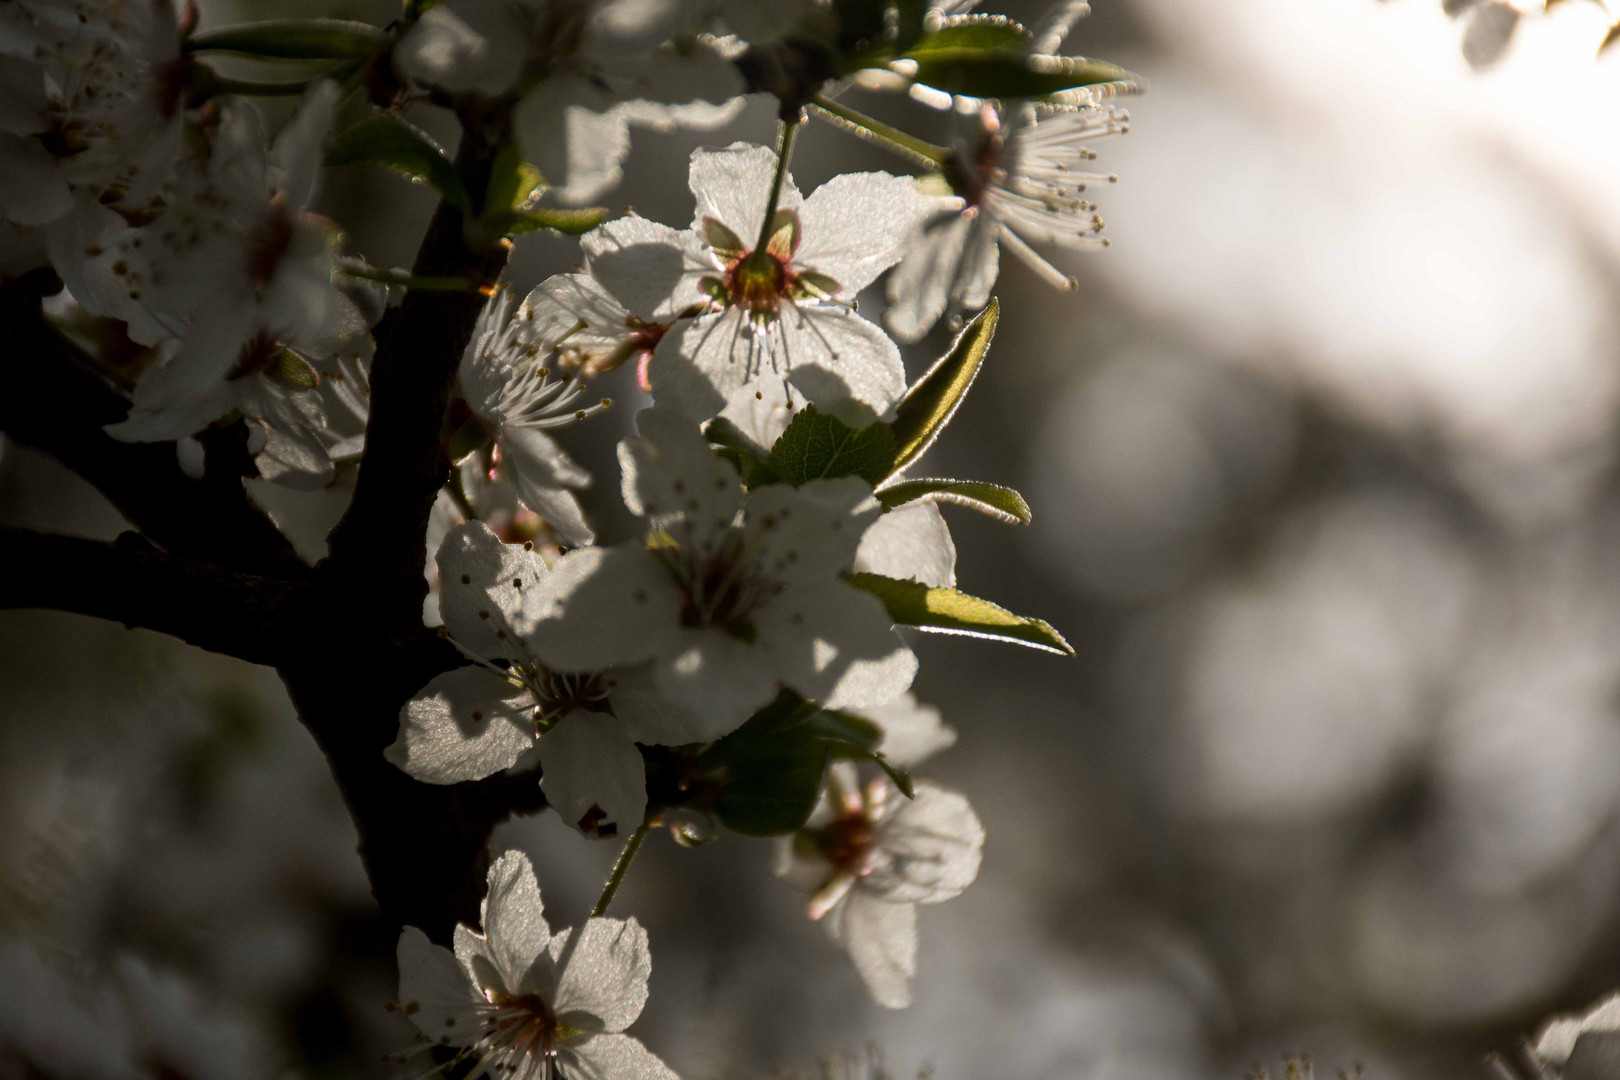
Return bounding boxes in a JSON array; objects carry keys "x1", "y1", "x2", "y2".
[
  {"x1": 338, "y1": 265, "x2": 482, "y2": 292},
  {"x1": 809, "y1": 95, "x2": 950, "y2": 170},
  {"x1": 591, "y1": 822, "x2": 650, "y2": 917},
  {"x1": 754, "y1": 118, "x2": 802, "y2": 255}
]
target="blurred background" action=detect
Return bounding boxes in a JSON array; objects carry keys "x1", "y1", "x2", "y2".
[{"x1": 8, "y1": 0, "x2": 1620, "y2": 1076}]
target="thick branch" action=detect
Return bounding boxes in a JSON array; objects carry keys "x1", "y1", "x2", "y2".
[
  {"x1": 0, "y1": 291, "x2": 308, "y2": 580},
  {"x1": 323, "y1": 136, "x2": 509, "y2": 638},
  {"x1": 0, "y1": 526, "x2": 296, "y2": 665}
]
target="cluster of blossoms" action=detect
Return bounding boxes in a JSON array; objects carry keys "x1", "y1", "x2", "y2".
[{"x1": 5, "y1": 0, "x2": 1136, "y2": 1073}]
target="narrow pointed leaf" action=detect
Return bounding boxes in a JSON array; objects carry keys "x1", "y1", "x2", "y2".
[
  {"x1": 485, "y1": 207, "x2": 609, "y2": 236},
  {"x1": 848, "y1": 572, "x2": 1073, "y2": 655},
  {"x1": 905, "y1": 49, "x2": 1140, "y2": 101},
  {"x1": 770, "y1": 405, "x2": 897, "y2": 486},
  {"x1": 325, "y1": 114, "x2": 471, "y2": 211},
  {"x1": 883, "y1": 299, "x2": 997, "y2": 477},
  {"x1": 904, "y1": 16, "x2": 1032, "y2": 53},
  {"x1": 484, "y1": 143, "x2": 543, "y2": 216},
  {"x1": 876, "y1": 478, "x2": 1031, "y2": 524},
  {"x1": 186, "y1": 18, "x2": 387, "y2": 60}
]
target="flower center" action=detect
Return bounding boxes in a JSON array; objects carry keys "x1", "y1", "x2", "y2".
[
  {"x1": 818, "y1": 810, "x2": 878, "y2": 874},
  {"x1": 668, "y1": 542, "x2": 766, "y2": 641},
  {"x1": 724, "y1": 249, "x2": 791, "y2": 317}
]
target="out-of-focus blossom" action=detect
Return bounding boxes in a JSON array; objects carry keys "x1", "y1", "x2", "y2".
[
  {"x1": 886, "y1": 103, "x2": 1125, "y2": 342},
  {"x1": 774, "y1": 761, "x2": 984, "y2": 1008},
  {"x1": 394, "y1": 0, "x2": 744, "y2": 204}
]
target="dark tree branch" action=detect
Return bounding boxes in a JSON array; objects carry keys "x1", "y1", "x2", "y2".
[
  {"x1": 323, "y1": 135, "x2": 510, "y2": 639},
  {"x1": 0, "y1": 289, "x2": 309, "y2": 580},
  {"x1": 0, "y1": 526, "x2": 296, "y2": 665}
]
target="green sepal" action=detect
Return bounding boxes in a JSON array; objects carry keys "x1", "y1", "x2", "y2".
[
  {"x1": 790, "y1": 270, "x2": 842, "y2": 302},
  {"x1": 877, "y1": 478, "x2": 1031, "y2": 525},
  {"x1": 769, "y1": 405, "x2": 897, "y2": 486},
  {"x1": 264, "y1": 349, "x2": 319, "y2": 390},
  {"x1": 847, "y1": 572, "x2": 1074, "y2": 655},
  {"x1": 881, "y1": 298, "x2": 997, "y2": 478},
  {"x1": 701, "y1": 692, "x2": 829, "y2": 837},
  {"x1": 485, "y1": 206, "x2": 608, "y2": 237},
  {"x1": 186, "y1": 18, "x2": 388, "y2": 60},
  {"x1": 765, "y1": 208, "x2": 801, "y2": 260},
  {"x1": 325, "y1": 113, "x2": 471, "y2": 211},
  {"x1": 702, "y1": 216, "x2": 748, "y2": 262}
]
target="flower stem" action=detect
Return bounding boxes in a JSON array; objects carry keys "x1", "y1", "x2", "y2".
[
  {"x1": 591, "y1": 822, "x2": 649, "y2": 917},
  {"x1": 753, "y1": 117, "x2": 802, "y2": 255},
  {"x1": 808, "y1": 95, "x2": 950, "y2": 170},
  {"x1": 338, "y1": 265, "x2": 484, "y2": 292}
]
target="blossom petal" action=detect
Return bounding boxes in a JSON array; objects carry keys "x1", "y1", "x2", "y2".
[
  {"x1": 779, "y1": 306, "x2": 907, "y2": 424},
  {"x1": 652, "y1": 629, "x2": 783, "y2": 734},
  {"x1": 795, "y1": 171, "x2": 933, "y2": 296},
  {"x1": 501, "y1": 427, "x2": 595, "y2": 548},
  {"x1": 526, "y1": 545, "x2": 685, "y2": 672},
  {"x1": 866, "y1": 782, "x2": 984, "y2": 904},
  {"x1": 853, "y1": 502, "x2": 956, "y2": 588},
  {"x1": 746, "y1": 477, "x2": 880, "y2": 585},
  {"x1": 386, "y1": 667, "x2": 538, "y2": 784},
  {"x1": 559, "y1": 1033, "x2": 678, "y2": 1080},
  {"x1": 480, "y1": 849, "x2": 554, "y2": 997},
  {"x1": 271, "y1": 81, "x2": 336, "y2": 212},
  {"x1": 550, "y1": 917, "x2": 651, "y2": 1033},
  {"x1": 396, "y1": 927, "x2": 482, "y2": 1047},
  {"x1": 582, "y1": 215, "x2": 711, "y2": 321},
  {"x1": 514, "y1": 80, "x2": 631, "y2": 205},
  {"x1": 646, "y1": 307, "x2": 755, "y2": 422},
  {"x1": 883, "y1": 206, "x2": 975, "y2": 343},
  {"x1": 618, "y1": 404, "x2": 743, "y2": 543},
  {"x1": 687, "y1": 142, "x2": 802, "y2": 242},
  {"x1": 393, "y1": 0, "x2": 529, "y2": 95},
  {"x1": 436, "y1": 521, "x2": 552, "y2": 659},
  {"x1": 854, "y1": 693, "x2": 956, "y2": 769},
  {"x1": 757, "y1": 582, "x2": 917, "y2": 710},
  {"x1": 825, "y1": 891, "x2": 917, "y2": 1009},
  {"x1": 607, "y1": 664, "x2": 715, "y2": 746},
  {"x1": 537, "y1": 711, "x2": 648, "y2": 839}
]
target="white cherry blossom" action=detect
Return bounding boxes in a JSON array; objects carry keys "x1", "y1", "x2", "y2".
[
  {"x1": 1528, "y1": 992, "x2": 1620, "y2": 1080},
  {"x1": 388, "y1": 522, "x2": 701, "y2": 838},
  {"x1": 85, "y1": 84, "x2": 366, "y2": 443},
  {"x1": 886, "y1": 102, "x2": 1126, "y2": 342},
  {"x1": 0, "y1": 0, "x2": 188, "y2": 230},
  {"x1": 774, "y1": 760, "x2": 984, "y2": 1008},
  {"x1": 526, "y1": 405, "x2": 918, "y2": 735},
  {"x1": 460, "y1": 287, "x2": 610, "y2": 548},
  {"x1": 394, "y1": 0, "x2": 744, "y2": 204},
  {"x1": 647, "y1": 141, "x2": 932, "y2": 424},
  {"x1": 393, "y1": 850, "x2": 676, "y2": 1080}
]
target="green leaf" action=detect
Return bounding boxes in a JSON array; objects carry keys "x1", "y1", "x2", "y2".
[
  {"x1": 705, "y1": 416, "x2": 779, "y2": 487},
  {"x1": 769, "y1": 405, "x2": 897, "y2": 486},
  {"x1": 703, "y1": 692, "x2": 828, "y2": 837},
  {"x1": 904, "y1": 15, "x2": 1032, "y2": 53},
  {"x1": 882, "y1": 298, "x2": 997, "y2": 477},
  {"x1": 905, "y1": 49, "x2": 1139, "y2": 102},
  {"x1": 484, "y1": 142, "x2": 543, "y2": 217},
  {"x1": 186, "y1": 18, "x2": 387, "y2": 60},
  {"x1": 325, "y1": 113, "x2": 471, "y2": 211},
  {"x1": 485, "y1": 207, "x2": 609, "y2": 236},
  {"x1": 877, "y1": 478, "x2": 1031, "y2": 525},
  {"x1": 848, "y1": 572, "x2": 1073, "y2": 655},
  {"x1": 893, "y1": 0, "x2": 928, "y2": 53}
]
